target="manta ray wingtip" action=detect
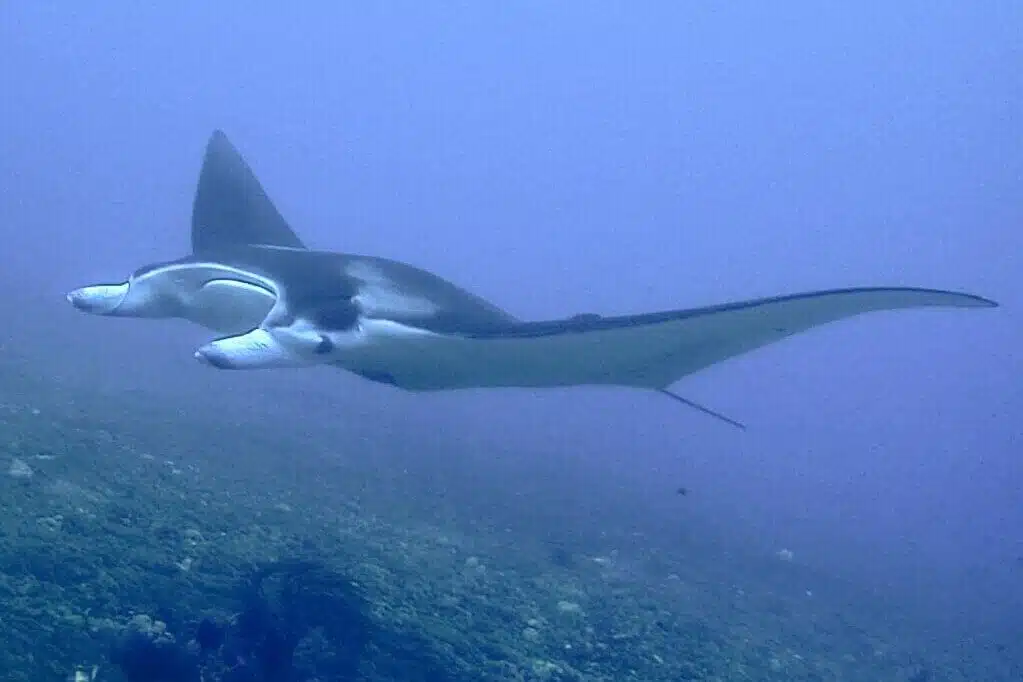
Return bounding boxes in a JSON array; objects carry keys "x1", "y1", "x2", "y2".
[
  {"x1": 208, "y1": 128, "x2": 230, "y2": 145},
  {"x1": 943, "y1": 289, "x2": 998, "y2": 308},
  {"x1": 978, "y1": 295, "x2": 999, "y2": 308}
]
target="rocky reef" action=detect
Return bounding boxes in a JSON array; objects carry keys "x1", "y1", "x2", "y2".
[{"x1": 0, "y1": 361, "x2": 1015, "y2": 681}]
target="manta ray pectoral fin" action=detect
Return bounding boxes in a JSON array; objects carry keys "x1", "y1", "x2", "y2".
[
  {"x1": 409, "y1": 287, "x2": 996, "y2": 405},
  {"x1": 191, "y1": 130, "x2": 305, "y2": 254},
  {"x1": 656, "y1": 389, "x2": 747, "y2": 430}
]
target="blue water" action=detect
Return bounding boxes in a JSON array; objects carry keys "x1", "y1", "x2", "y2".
[{"x1": 0, "y1": 3, "x2": 1019, "y2": 680}]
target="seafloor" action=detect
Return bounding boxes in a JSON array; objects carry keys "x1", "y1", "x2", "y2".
[{"x1": 0, "y1": 357, "x2": 1012, "y2": 682}]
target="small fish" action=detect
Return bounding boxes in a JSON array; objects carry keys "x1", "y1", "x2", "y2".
[{"x1": 675, "y1": 487, "x2": 688, "y2": 497}]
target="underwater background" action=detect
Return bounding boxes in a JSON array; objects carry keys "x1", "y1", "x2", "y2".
[{"x1": 1, "y1": 3, "x2": 1021, "y2": 681}]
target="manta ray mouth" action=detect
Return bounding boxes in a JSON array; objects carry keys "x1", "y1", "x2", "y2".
[{"x1": 66, "y1": 283, "x2": 130, "y2": 315}]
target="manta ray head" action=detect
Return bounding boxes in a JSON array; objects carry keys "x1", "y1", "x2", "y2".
[
  {"x1": 68, "y1": 261, "x2": 279, "y2": 334},
  {"x1": 193, "y1": 299, "x2": 363, "y2": 370},
  {"x1": 193, "y1": 325, "x2": 344, "y2": 370}
]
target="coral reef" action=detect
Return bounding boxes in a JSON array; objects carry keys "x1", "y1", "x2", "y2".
[{"x1": 0, "y1": 362, "x2": 1017, "y2": 681}]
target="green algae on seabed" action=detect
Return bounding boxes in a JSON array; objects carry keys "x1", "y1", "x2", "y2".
[{"x1": 0, "y1": 362, "x2": 1016, "y2": 681}]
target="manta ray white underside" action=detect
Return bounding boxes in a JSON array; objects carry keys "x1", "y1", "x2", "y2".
[{"x1": 67, "y1": 131, "x2": 998, "y2": 428}]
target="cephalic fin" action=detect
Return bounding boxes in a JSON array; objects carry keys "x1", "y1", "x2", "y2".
[{"x1": 194, "y1": 329, "x2": 313, "y2": 370}]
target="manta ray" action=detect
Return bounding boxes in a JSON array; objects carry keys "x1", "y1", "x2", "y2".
[{"x1": 67, "y1": 131, "x2": 997, "y2": 429}]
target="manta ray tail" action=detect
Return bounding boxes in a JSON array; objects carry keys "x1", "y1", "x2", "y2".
[{"x1": 656, "y1": 389, "x2": 747, "y2": 430}]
